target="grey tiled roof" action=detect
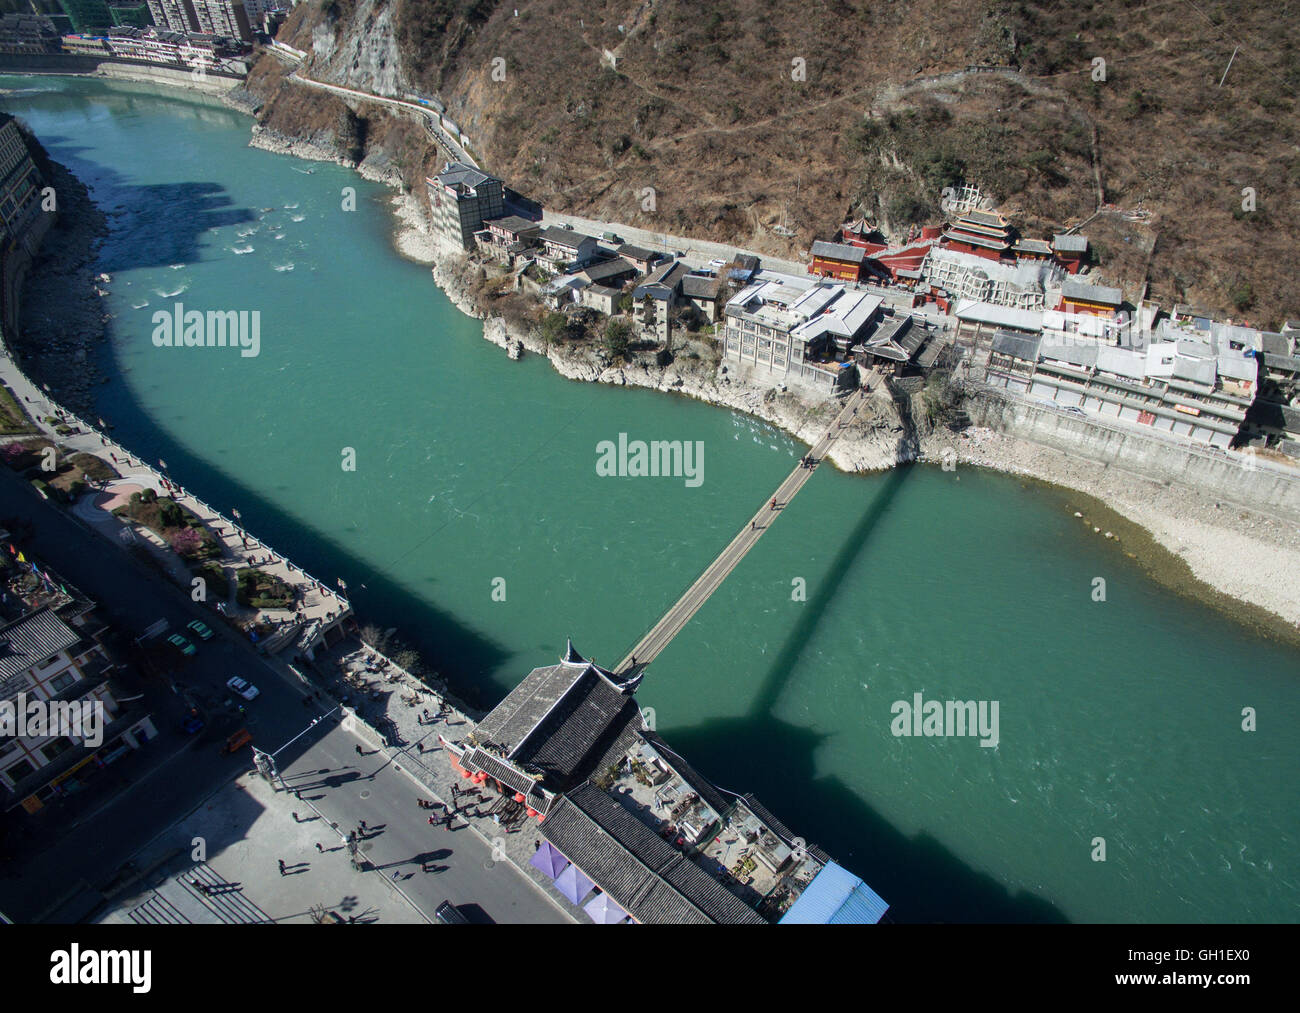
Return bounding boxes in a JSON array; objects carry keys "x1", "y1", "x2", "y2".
[
  {"x1": 1040, "y1": 343, "x2": 1099, "y2": 369},
  {"x1": 539, "y1": 226, "x2": 596, "y2": 250},
  {"x1": 1053, "y1": 234, "x2": 1089, "y2": 253},
  {"x1": 542, "y1": 783, "x2": 765, "y2": 924},
  {"x1": 990, "y1": 330, "x2": 1042, "y2": 363},
  {"x1": 472, "y1": 655, "x2": 642, "y2": 793},
  {"x1": 1061, "y1": 277, "x2": 1122, "y2": 306},
  {"x1": 680, "y1": 274, "x2": 721, "y2": 300},
  {"x1": 0, "y1": 607, "x2": 82, "y2": 689},
  {"x1": 436, "y1": 161, "x2": 497, "y2": 191},
  {"x1": 810, "y1": 240, "x2": 867, "y2": 264},
  {"x1": 483, "y1": 215, "x2": 540, "y2": 237},
  {"x1": 511, "y1": 669, "x2": 642, "y2": 788},
  {"x1": 616, "y1": 243, "x2": 657, "y2": 262},
  {"x1": 461, "y1": 747, "x2": 542, "y2": 798},
  {"x1": 581, "y1": 257, "x2": 636, "y2": 283}
]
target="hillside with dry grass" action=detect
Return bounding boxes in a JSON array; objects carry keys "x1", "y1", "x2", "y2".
[{"x1": 257, "y1": 0, "x2": 1299, "y2": 327}]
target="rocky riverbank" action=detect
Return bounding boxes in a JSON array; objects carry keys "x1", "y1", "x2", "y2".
[
  {"x1": 384, "y1": 190, "x2": 1300, "y2": 638},
  {"x1": 925, "y1": 423, "x2": 1300, "y2": 641},
  {"x1": 14, "y1": 158, "x2": 110, "y2": 415}
]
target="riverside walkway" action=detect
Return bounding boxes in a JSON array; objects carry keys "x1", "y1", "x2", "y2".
[
  {"x1": 616, "y1": 378, "x2": 873, "y2": 675},
  {"x1": 0, "y1": 349, "x2": 351, "y2": 647}
]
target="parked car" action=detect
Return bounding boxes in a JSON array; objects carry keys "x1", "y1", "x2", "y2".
[
  {"x1": 187, "y1": 619, "x2": 214, "y2": 641},
  {"x1": 226, "y1": 676, "x2": 260, "y2": 701},
  {"x1": 222, "y1": 727, "x2": 252, "y2": 754},
  {"x1": 167, "y1": 633, "x2": 196, "y2": 656},
  {"x1": 180, "y1": 714, "x2": 205, "y2": 734},
  {"x1": 435, "y1": 901, "x2": 470, "y2": 925}
]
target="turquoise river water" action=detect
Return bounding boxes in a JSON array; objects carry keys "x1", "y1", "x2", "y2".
[{"x1": 3, "y1": 76, "x2": 1296, "y2": 923}]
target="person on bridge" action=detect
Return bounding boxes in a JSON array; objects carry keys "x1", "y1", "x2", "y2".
[{"x1": 771, "y1": 498, "x2": 777, "y2": 510}]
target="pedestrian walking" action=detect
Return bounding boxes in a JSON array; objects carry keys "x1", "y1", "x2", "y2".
[
  {"x1": 278, "y1": 859, "x2": 286, "y2": 876},
  {"x1": 292, "y1": 812, "x2": 299, "y2": 822},
  {"x1": 315, "y1": 842, "x2": 323, "y2": 853},
  {"x1": 771, "y1": 498, "x2": 776, "y2": 510},
  {"x1": 359, "y1": 819, "x2": 367, "y2": 831},
  {"x1": 391, "y1": 870, "x2": 399, "y2": 881},
  {"x1": 355, "y1": 744, "x2": 363, "y2": 756}
]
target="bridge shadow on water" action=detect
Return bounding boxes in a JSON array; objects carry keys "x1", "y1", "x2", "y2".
[
  {"x1": 664, "y1": 461, "x2": 1070, "y2": 923},
  {"x1": 21, "y1": 127, "x2": 1068, "y2": 919}
]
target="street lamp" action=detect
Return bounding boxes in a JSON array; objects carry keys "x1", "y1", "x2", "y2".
[{"x1": 256, "y1": 709, "x2": 340, "y2": 791}]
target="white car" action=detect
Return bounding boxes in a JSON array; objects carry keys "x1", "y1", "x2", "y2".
[{"x1": 226, "y1": 676, "x2": 260, "y2": 701}]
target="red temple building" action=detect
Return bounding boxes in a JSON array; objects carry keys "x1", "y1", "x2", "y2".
[{"x1": 942, "y1": 209, "x2": 1015, "y2": 260}]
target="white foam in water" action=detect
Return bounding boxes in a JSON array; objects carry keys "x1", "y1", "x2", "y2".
[
  {"x1": 131, "y1": 300, "x2": 149, "y2": 309},
  {"x1": 153, "y1": 285, "x2": 187, "y2": 298},
  {"x1": 274, "y1": 263, "x2": 294, "y2": 272},
  {"x1": 291, "y1": 215, "x2": 305, "y2": 222},
  {"x1": 230, "y1": 244, "x2": 254, "y2": 254}
]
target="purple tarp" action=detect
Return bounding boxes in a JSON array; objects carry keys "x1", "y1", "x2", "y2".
[
  {"x1": 529, "y1": 841, "x2": 570, "y2": 880},
  {"x1": 554, "y1": 862, "x2": 596, "y2": 905},
  {"x1": 583, "y1": 891, "x2": 629, "y2": 924}
]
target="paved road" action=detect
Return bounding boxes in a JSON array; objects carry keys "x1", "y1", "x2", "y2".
[
  {"x1": 0, "y1": 472, "x2": 300, "y2": 920},
  {"x1": 0, "y1": 475, "x2": 562, "y2": 923},
  {"x1": 277, "y1": 720, "x2": 567, "y2": 924},
  {"x1": 616, "y1": 383, "x2": 870, "y2": 673}
]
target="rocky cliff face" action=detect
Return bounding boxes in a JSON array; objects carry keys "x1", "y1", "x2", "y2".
[
  {"x1": 303, "y1": 0, "x2": 406, "y2": 97},
  {"x1": 248, "y1": 0, "x2": 1298, "y2": 328}
]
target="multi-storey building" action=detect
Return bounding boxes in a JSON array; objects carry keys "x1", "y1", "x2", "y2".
[
  {"x1": 57, "y1": 0, "x2": 114, "y2": 34},
  {"x1": 722, "y1": 275, "x2": 881, "y2": 390},
  {"x1": 0, "y1": 552, "x2": 156, "y2": 816},
  {"x1": 441, "y1": 640, "x2": 889, "y2": 924},
  {"x1": 145, "y1": 0, "x2": 198, "y2": 32},
  {"x1": 0, "y1": 14, "x2": 62, "y2": 54},
  {"x1": 189, "y1": 0, "x2": 250, "y2": 41},
  {"x1": 426, "y1": 161, "x2": 504, "y2": 252},
  {"x1": 107, "y1": 2, "x2": 154, "y2": 27},
  {"x1": 0, "y1": 114, "x2": 45, "y2": 246}
]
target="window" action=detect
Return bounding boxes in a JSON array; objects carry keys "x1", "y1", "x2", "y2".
[
  {"x1": 41, "y1": 738, "x2": 75, "y2": 763},
  {"x1": 50, "y1": 672, "x2": 77, "y2": 693},
  {"x1": 3, "y1": 759, "x2": 34, "y2": 784}
]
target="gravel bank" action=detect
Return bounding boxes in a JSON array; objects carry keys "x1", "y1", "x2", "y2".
[{"x1": 14, "y1": 158, "x2": 110, "y2": 415}]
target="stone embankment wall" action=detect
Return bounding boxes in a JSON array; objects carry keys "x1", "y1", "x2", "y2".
[{"x1": 963, "y1": 387, "x2": 1300, "y2": 519}]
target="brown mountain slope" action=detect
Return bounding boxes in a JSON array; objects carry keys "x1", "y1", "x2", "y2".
[{"x1": 265, "y1": 0, "x2": 1299, "y2": 327}]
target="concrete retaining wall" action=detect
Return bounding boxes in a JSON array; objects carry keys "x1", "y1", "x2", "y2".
[{"x1": 965, "y1": 388, "x2": 1300, "y2": 518}]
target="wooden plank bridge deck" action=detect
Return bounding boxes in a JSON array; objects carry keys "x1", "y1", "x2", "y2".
[{"x1": 616, "y1": 378, "x2": 874, "y2": 675}]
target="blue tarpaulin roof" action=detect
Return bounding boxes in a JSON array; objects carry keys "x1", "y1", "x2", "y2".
[{"x1": 779, "y1": 861, "x2": 889, "y2": 924}]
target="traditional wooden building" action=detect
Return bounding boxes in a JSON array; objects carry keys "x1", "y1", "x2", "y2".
[
  {"x1": 537, "y1": 226, "x2": 599, "y2": 272},
  {"x1": 809, "y1": 240, "x2": 867, "y2": 282},
  {"x1": 1058, "y1": 277, "x2": 1122, "y2": 317},
  {"x1": 440, "y1": 641, "x2": 645, "y2": 823},
  {"x1": 1052, "y1": 234, "x2": 1089, "y2": 273},
  {"x1": 1012, "y1": 237, "x2": 1053, "y2": 261},
  {"x1": 475, "y1": 214, "x2": 540, "y2": 265},
  {"x1": 614, "y1": 243, "x2": 660, "y2": 274},
  {"x1": 942, "y1": 209, "x2": 1014, "y2": 260},
  {"x1": 838, "y1": 217, "x2": 888, "y2": 250}
]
